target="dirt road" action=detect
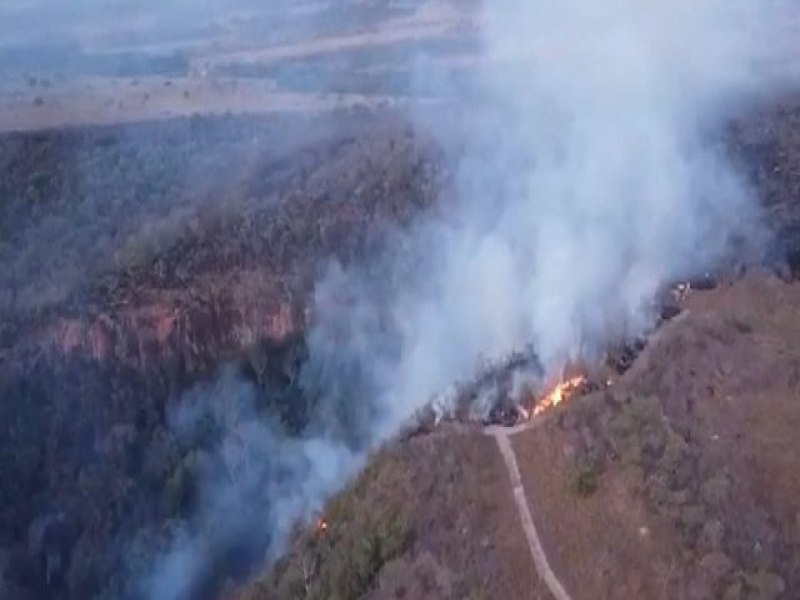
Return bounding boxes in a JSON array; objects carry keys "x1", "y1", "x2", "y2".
[{"x1": 490, "y1": 427, "x2": 572, "y2": 600}]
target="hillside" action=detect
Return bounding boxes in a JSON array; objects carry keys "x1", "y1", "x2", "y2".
[
  {"x1": 3, "y1": 100, "x2": 800, "y2": 600},
  {"x1": 2, "y1": 1, "x2": 800, "y2": 597},
  {"x1": 239, "y1": 273, "x2": 800, "y2": 600}
]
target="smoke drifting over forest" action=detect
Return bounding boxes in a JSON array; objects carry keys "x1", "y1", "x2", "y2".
[
  {"x1": 304, "y1": 0, "x2": 800, "y2": 440},
  {"x1": 3, "y1": 1, "x2": 799, "y2": 598},
  {"x1": 148, "y1": 1, "x2": 800, "y2": 597}
]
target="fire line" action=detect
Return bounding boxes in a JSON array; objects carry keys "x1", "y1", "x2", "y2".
[{"x1": 532, "y1": 375, "x2": 588, "y2": 417}]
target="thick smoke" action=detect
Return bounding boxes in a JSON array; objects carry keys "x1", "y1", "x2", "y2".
[
  {"x1": 144, "y1": 0, "x2": 800, "y2": 596},
  {"x1": 314, "y1": 0, "x2": 800, "y2": 427},
  {"x1": 141, "y1": 369, "x2": 361, "y2": 599}
]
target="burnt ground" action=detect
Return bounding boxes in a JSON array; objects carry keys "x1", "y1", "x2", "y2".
[{"x1": 2, "y1": 92, "x2": 800, "y2": 599}]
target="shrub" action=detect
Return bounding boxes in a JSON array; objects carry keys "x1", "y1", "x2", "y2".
[{"x1": 575, "y1": 465, "x2": 598, "y2": 498}]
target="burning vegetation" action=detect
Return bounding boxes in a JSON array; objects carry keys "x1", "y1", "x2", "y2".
[
  {"x1": 314, "y1": 518, "x2": 329, "y2": 535},
  {"x1": 2, "y1": 0, "x2": 800, "y2": 597},
  {"x1": 532, "y1": 373, "x2": 590, "y2": 418}
]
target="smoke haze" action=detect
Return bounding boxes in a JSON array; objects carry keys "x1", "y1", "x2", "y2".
[
  {"x1": 12, "y1": 0, "x2": 796, "y2": 597},
  {"x1": 150, "y1": 0, "x2": 800, "y2": 596},
  {"x1": 141, "y1": 369, "x2": 361, "y2": 599},
  {"x1": 145, "y1": 0, "x2": 800, "y2": 596},
  {"x1": 312, "y1": 0, "x2": 800, "y2": 427}
]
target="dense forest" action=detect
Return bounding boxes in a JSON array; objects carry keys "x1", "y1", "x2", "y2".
[{"x1": 0, "y1": 111, "x2": 442, "y2": 598}]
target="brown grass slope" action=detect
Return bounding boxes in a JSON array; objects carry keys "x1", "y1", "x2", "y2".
[
  {"x1": 239, "y1": 428, "x2": 551, "y2": 600},
  {"x1": 245, "y1": 274, "x2": 800, "y2": 600},
  {"x1": 515, "y1": 274, "x2": 800, "y2": 600}
]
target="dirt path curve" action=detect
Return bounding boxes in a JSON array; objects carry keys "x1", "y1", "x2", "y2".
[
  {"x1": 488, "y1": 427, "x2": 572, "y2": 600},
  {"x1": 478, "y1": 311, "x2": 693, "y2": 599}
]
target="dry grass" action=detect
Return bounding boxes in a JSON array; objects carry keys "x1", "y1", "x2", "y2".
[
  {"x1": 239, "y1": 427, "x2": 550, "y2": 599},
  {"x1": 513, "y1": 396, "x2": 683, "y2": 599},
  {"x1": 513, "y1": 274, "x2": 800, "y2": 599}
]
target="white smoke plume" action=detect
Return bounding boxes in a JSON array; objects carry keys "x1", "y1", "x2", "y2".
[
  {"x1": 144, "y1": 0, "x2": 800, "y2": 596},
  {"x1": 141, "y1": 369, "x2": 362, "y2": 599},
  {"x1": 309, "y1": 0, "x2": 800, "y2": 435}
]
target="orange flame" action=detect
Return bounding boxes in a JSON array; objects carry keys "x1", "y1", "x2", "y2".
[{"x1": 533, "y1": 374, "x2": 587, "y2": 417}]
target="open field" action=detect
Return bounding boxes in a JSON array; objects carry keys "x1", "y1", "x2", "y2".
[{"x1": 0, "y1": 0, "x2": 475, "y2": 133}]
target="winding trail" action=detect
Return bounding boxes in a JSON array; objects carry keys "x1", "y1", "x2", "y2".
[
  {"x1": 486, "y1": 424, "x2": 572, "y2": 600},
  {"x1": 479, "y1": 312, "x2": 692, "y2": 598}
]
